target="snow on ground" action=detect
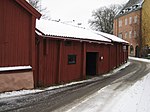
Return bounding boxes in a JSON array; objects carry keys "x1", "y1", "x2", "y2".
[
  {"x1": 0, "y1": 62, "x2": 130, "y2": 99},
  {"x1": 0, "y1": 57, "x2": 150, "y2": 112},
  {"x1": 0, "y1": 90, "x2": 44, "y2": 99},
  {"x1": 103, "y1": 61, "x2": 130, "y2": 77},
  {"x1": 54, "y1": 58, "x2": 150, "y2": 112},
  {"x1": 62, "y1": 72, "x2": 150, "y2": 112},
  {"x1": 129, "y1": 56, "x2": 150, "y2": 63},
  {"x1": 101, "y1": 72, "x2": 150, "y2": 112}
]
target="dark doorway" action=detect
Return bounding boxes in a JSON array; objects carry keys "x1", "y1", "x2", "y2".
[
  {"x1": 130, "y1": 45, "x2": 134, "y2": 56},
  {"x1": 86, "y1": 52, "x2": 97, "y2": 75},
  {"x1": 135, "y1": 46, "x2": 139, "y2": 57}
]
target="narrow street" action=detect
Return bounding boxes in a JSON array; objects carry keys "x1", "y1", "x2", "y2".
[{"x1": 0, "y1": 59, "x2": 150, "y2": 112}]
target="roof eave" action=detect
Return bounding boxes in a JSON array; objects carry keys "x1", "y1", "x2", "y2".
[
  {"x1": 35, "y1": 31, "x2": 112, "y2": 45},
  {"x1": 114, "y1": 8, "x2": 141, "y2": 19},
  {"x1": 15, "y1": 0, "x2": 42, "y2": 19}
]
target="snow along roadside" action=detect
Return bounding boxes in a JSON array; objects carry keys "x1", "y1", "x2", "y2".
[
  {"x1": 129, "y1": 56, "x2": 150, "y2": 63},
  {"x1": 101, "y1": 72, "x2": 150, "y2": 112},
  {"x1": 62, "y1": 70, "x2": 150, "y2": 112},
  {"x1": 0, "y1": 62, "x2": 130, "y2": 99}
]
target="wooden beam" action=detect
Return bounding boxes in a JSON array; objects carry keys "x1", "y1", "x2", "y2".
[
  {"x1": 31, "y1": 16, "x2": 37, "y2": 87},
  {"x1": 82, "y1": 42, "x2": 86, "y2": 79}
]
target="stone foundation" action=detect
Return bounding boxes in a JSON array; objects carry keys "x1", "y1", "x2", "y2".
[{"x1": 0, "y1": 71, "x2": 34, "y2": 93}]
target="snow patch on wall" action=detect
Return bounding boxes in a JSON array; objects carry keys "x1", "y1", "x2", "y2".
[{"x1": 0, "y1": 66, "x2": 32, "y2": 72}]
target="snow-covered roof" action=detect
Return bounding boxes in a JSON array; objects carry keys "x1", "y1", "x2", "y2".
[
  {"x1": 36, "y1": 19, "x2": 111, "y2": 43},
  {"x1": 26, "y1": 0, "x2": 29, "y2": 3},
  {"x1": 115, "y1": 0, "x2": 144, "y2": 18},
  {"x1": 94, "y1": 31, "x2": 128, "y2": 43}
]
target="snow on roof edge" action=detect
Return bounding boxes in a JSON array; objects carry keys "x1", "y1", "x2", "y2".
[
  {"x1": 93, "y1": 30, "x2": 129, "y2": 44},
  {"x1": 36, "y1": 19, "x2": 128, "y2": 44},
  {"x1": 36, "y1": 19, "x2": 111, "y2": 43}
]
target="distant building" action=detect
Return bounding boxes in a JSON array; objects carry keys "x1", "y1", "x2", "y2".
[{"x1": 114, "y1": 0, "x2": 150, "y2": 57}]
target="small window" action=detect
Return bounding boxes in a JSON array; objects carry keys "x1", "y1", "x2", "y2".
[
  {"x1": 118, "y1": 33, "x2": 123, "y2": 39},
  {"x1": 125, "y1": 32, "x2": 128, "y2": 39},
  {"x1": 129, "y1": 31, "x2": 132, "y2": 38},
  {"x1": 134, "y1": 16, "x2": 138, "y2": 23},
  {"x1": 130, "y1": 45, "x2": 134, "y2": 55},
  {"x1": 65, "y1": 41, "x2": 72, "y2": 46},
  {"x1": 119, "y1": 20, "x2": 122, "y2": 27},
  {"x1": 68, "y1": 55, "x2": 76, "y2": 64},
  {"x1": 128, "y1": 7, "x2": 132, "y2": 11},
  {"x1": 125, "y1": 18, "x2": 128, "y2": 25},
  {"x1": 133, "y1": 5, "x2": 139, "y2": 10},
  {"x1": 120, "y1": 10, "x2": 125, "y2": 14},
  {"x1": 134, "y1": 31, "x2": 137, "y2": 38}
]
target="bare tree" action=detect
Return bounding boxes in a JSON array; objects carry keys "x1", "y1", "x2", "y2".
[
  {"x1": 28, "y1": 0, "x2": 50, "y2": 19},
  {"x1": 89, "y1": 5, "x2": 123, "y2": 34}
]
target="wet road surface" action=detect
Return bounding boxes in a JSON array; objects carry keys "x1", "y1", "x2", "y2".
[{"x1": 0, "y1": 59, "x2": 150, "y2": 112}]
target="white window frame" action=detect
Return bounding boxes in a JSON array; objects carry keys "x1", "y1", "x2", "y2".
[
  {"x1": 125, "y1": 18, "x2": 128, "y2": 25},
  {"x1": 134, "y1": 31, "x2": 137, "y2": 38},
  {"x1": 118, "y1": 33, "x2": 123, "y2": 39},
  {"x1": 125, "y1": 32, "x2": 128, "y2": 39},
  {"x1": 119, "y1": 20, "x2": 122, "y2": 27},
  {"x1": 134, "y1": 15, "x2": 138, "y2": 23},
  {"x1": 129, "y1": 31, "x2": 132, "y2": 38}
]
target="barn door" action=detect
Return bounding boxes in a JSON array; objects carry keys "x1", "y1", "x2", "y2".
[{"x1": 86, "y1": 52, "x2": 98, "y2": 75}]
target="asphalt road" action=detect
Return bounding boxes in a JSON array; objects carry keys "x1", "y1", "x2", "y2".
[{"x1": 0, "y1": 59, "x2": 150, "y2": 112}]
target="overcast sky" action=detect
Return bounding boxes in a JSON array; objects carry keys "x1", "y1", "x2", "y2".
[{"x1": 41, "y1": 0, "x2": 128, "y2": 27}]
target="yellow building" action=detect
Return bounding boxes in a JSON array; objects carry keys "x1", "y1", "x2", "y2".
[{"x1": 142, "y1": 0, "x2": 150, "y2": 56}]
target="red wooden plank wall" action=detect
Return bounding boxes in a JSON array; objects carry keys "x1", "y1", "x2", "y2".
[
  {"x1": 60, "y1": 41, "x2": 82, "y2": 83},
  {"x1": 109, "y1": 45, "x2": 117, "y2": 70},
  {"x1": 35, "y1": 37, "x2": 128, "y2": 87},
  {"x1": 0, "y1": 0, "x2": 32, "y2": 67},
  {"x1": 36, "y1": 38, "x2": 59, "y2": 86},
  {"x1": 36, "y1": 38, "x2": 84, "y2": 86},
  {"x1": 83, "y1": 43, "x2": 110, "y2": 74}
]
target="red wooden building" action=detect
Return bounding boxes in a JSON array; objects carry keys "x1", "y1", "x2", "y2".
[
  {"x1": 0, "y1": 0, "x2": 128, "y2": 92},
  {"x1": 0, "y1": 0, "x2": 41, "y2": 92},
  {"x1": 35, "y1": 19, "x2": 128, "y2": 87}
]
